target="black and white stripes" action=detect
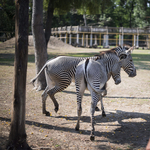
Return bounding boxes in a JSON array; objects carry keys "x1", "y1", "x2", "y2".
[{"x1": 74, "y1": 46, "x2": 136, "y2": 140}]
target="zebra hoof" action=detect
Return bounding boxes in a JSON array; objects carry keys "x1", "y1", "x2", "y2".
[
  {"x1": 45, "y1": 111, "x2": 50, "y2": 116},
  {"x1": 95, "y1": 106, "x2": 100, "y2": 111},
  {"x1": 75, "y1": 127, "x2": 79, "y2": 131},
  {"x1": 102, "y1": 112, "x2": 106, "y2": 117},
  {"x1": 75, "y1": 126, "x2": 79, "y2": 131},
  {"x1": 54, "y1": 108, "x2": 59, "y2": 113},
  {"x1": 90, "y1": 135, "x2": 95, "y2": 141}
]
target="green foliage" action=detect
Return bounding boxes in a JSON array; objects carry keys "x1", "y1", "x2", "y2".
[
  {"x1": 52, "y1": 12, "x2": 84, "y2": 27},
  {"x1": 1, "y1": 0, "x2": 150, "y2": 34},
  {"x1": 133, "y1": 0, "x2": 149, "y2": 28},
  {"x1": 0, "y1": 0, "x2": 15, "y2": 31}
]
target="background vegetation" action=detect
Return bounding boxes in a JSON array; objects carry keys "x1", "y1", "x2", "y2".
[{"x1": 1, "y1": 0, "x2": 150, "y2": 35}]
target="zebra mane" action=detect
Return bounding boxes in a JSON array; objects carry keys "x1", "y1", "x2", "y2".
[
  {"x1": 94, "y1": 48, "x2": 116, "y2": 58},
  {"x1": 95, "y1": 45, "x2": 131, "y2": 58}
]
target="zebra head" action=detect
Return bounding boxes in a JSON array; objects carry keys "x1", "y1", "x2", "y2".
[
  {"x1": 120, "y1": 47, "x2": 136, "y2": 77},
  {"x1": 111, "y1": 46, "x2": 136, "y2": 84}
]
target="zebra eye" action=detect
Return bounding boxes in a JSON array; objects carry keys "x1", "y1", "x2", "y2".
[{"x1": 130, "y1": 60, "x2": 132, "y2": 62}]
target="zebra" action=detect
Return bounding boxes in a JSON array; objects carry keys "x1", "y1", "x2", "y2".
[
  {"x1": 74, "y1": 47, "x2": 135, "y2": 141},
  {"x1": 30, "y1": 46, "x2": 136, "y2": 116},
  {"x1": 94, "y1": 46, "x2": 136, "y2": 112}
]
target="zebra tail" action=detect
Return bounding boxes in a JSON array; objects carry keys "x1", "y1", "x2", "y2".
[
  {"x1": 30, "y1": 57, "x2": 56, "y2": 86},
  {"x1": 84, "y1": 59, "x2": 104, "y2": 94},
  {"x1": 30, "y1": 63, "x2": 47, "y2": 87}
]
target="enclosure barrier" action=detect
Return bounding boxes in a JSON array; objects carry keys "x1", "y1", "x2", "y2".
[{"x1": 51, "y1": 26, "x2": 150, "y2": 48}]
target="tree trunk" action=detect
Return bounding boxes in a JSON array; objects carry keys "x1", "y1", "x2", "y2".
[
  {"x1": 45, "y1": 0, "x2": 54, "y2": 47},
  {"x1": 7, "y1": 0, "x2": 30, "y2": 149},
  {"x1": 32, "y1": 0, "x2": 48, "y2": 90},
  {"x1": 129, "y1": 0, "x2": 134, "y2": 28}
]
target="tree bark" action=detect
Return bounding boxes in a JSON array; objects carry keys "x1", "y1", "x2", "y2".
[
  {"x1": 7, "y1": 0, "x2": 30, "y2": 149},
  {"x1": 45, "y1": 0, "x2": 54, "y2": 47},
  {"x1": 32, "y1": 0, "x2": 48, "y2": 90},
  {"x1": 129, "y1": 0, "x2": 134, "y2": 28}
]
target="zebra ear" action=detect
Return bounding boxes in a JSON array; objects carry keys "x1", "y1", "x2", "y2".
[
  {"x1": 119, "y1": 54, "x2": 127, "y2": 60},
  {"x1": 126, "y1": 46, "x2": 134, "y2": 54}
]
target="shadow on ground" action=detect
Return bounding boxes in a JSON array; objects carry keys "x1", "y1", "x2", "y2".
[{"x1": 1, "y1": 110, "x2": 149, "y2": 148}]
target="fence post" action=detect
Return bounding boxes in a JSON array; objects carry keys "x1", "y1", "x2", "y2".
[
  {"x1": 136, "y1": 28, "x2": 139, "y2": 48},
  {"x1": 82, "y1": 33, "x2": 85, "y2": 47},
  {"x1": 94, "y1": 34, "x2": 97, "y2": 45},
  {"x1": 69, "y1": 33, "x2": 72, "y2": 45},
  {"x1": 90, "y1": 26, "x2": 93, "y2": 47},
  {"x1": 86, "y1": 34, "x2": 88, "y2": 47},
  {"x1": 134, "y1": 35, "x2": 136, "y2": 47},
  {"x1": 99, "y1": 34, "x2": 101, "y2": 46}
]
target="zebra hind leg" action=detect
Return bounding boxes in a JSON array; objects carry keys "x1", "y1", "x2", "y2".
[
  {"x1": 47, "y1": 88, "x2": 59, "y2": 113},
  {"x1": 101, "y1": 97, "x2": 106, "y2": 117},
  {"x1": 42, "y1": 86, "x2": 50, "y2": 116},
  {"x1": 47, "y1": 84, "x2": 70, "y2": 113},
  {"x1": 75, "y1": 91, "x2": 84, "y2": 131},
  {"x1": 95, "y1": 83, "x2": 107, "y2": 112},
  {"x1": 95, "y1": 106, "x2": 100, "y2": 111},
  {"x1": 90, "y1": 101, "x2": 97, "y2": 141},
  {"x1": 47, "y1": 79, "x2": 72, "y2": 113},
  {"x1": 90, "y1": 91, "x2": 100, "y2": 141},
  {"x1": 75, "y1": 106, "x2": 82, "y2": 131}
]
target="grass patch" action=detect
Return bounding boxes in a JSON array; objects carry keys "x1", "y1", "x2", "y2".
[
  {"x1": 0, "y1": 48, "x2": 150, "y2": 70},
  {"x1": 131, "y1": 50, "x2": 150, "y2": 70},
  {"x1": 64, "y1": 52, "x2": 98, "y2": 57}
]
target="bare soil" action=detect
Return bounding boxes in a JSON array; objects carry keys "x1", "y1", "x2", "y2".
[{"x1": 0, "y1": 36, "x2": 150, "y2": 150}]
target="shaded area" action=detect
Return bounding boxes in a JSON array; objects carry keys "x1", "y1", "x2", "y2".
[
  {"x1": 63, "y1": 90, "x2": 150, "y2": 99},
  {"x1": 0, "y1": 110, "x2": 150, "y2": 148},
  {"x1": 0, "y1": 135, "x2": 9, "y2": 150}
]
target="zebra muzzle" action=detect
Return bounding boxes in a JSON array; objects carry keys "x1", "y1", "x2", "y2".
[
  {"x1": 115, "y1": 79, "x2": 121, "y2": 85},
  {"x1": 129, "y1": 69, "x2": 136, "y2": 77}
]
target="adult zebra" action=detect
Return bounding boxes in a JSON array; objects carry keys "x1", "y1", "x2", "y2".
[
  {"x1": 75, "y1": 47, "x2": 135, "y2": 140},
  {"x1": 30, "y1": 46, "x2": 136, "y2": 116}
]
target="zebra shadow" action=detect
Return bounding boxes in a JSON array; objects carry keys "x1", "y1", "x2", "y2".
[
  {"x1": 63, "y1": 90, "x2": 150, "y2": 99},
  {"x1": 1, "y1": 110, "x2": 149, "y2": 148},
  {"x1": 53, "y1": 110, "x2": 150, "y2": 148}
]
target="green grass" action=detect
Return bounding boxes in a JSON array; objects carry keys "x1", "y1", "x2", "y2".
[
  {"x1": 0, "y1": 48, "x2": 150, "y2": 70},
  {"x1": 131, "y1": 50, "x2": 150, "y2": 70},
  {"x1": 58, "y1": 52, "x2": 98, "y2": 57}
]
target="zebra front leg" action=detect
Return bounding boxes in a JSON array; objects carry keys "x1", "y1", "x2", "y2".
[{"x1": 42, "y1": 86, "x2": 50, "y2": 116}]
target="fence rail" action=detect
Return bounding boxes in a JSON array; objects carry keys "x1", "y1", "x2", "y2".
[
  {"x1": 51, "y1": 26, "x2": 150, "y2": 48},
  {"x1": 52, "y1": 26, "x2": 150, "y2": 34}
]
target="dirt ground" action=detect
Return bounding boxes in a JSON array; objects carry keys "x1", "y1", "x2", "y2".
[{"x1": 0, "y1": 36, "x2": 150, "y2": 150}]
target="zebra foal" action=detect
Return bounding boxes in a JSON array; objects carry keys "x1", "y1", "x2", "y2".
[{"x1": 75, "y1": 47, "x2": 135, "y2": 140}]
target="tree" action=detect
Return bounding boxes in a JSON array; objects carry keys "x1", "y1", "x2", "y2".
[
  {"x1": 133, "y1": 0, "x2": 149, "y2": 28},
  {"x1": 75, "y1": 0, "x2": 114, "y2": 26},
  {"x1": 44, "y1": 0, "x2": 55, "y2": 47},
  {"x1": 32, "y1": 0, "x2": 48, "y2": 90},
  {"x1": 7, "y1": 0, "x2": 31, "y2": 149},
  {"x1": 32, "y1": 0, "x2": 75, "y2": 90},
  {"x1": 32, "y1": 0, "x2": 150, "y2": 90}
]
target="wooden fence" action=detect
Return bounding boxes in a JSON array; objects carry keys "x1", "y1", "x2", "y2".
[{"x1": 51, "y1": 26, "x2": 150, "y2": 48}]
